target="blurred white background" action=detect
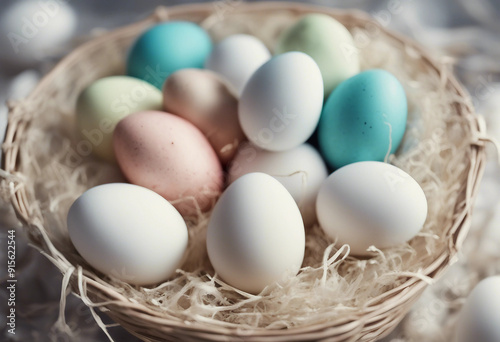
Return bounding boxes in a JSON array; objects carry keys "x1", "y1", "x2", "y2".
[{"x1": 1, "y1": 0, "x2": 499, "y2": 341}]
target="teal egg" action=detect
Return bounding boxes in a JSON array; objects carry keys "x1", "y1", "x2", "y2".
[
  {"x1": 318, "y1": 69, "x2": 407, "y2": 169},
  {"x1": 127, "y1": 21, "x2": 212, "y2": 89}
]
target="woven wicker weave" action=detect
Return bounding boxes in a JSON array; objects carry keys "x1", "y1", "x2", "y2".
[{"x1": 0, "y1": 2, "x2": 489, "y2": 341}]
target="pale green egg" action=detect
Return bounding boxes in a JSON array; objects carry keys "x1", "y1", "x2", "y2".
[
  {"x1": 275, "y1": 14, "x2": 360, "y2": 97},
  {"x1": 76, "y1": 76, "x2": 163, "y2": 162}
]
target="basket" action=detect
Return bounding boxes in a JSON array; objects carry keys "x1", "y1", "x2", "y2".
[{"x1": 0, "y1": 2, "x2": 489, "y2": 341}]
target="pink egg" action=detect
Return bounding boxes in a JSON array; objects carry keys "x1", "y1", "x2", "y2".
[{"x1": 113, "y1": 110, "x2": 224, "y2": 216}]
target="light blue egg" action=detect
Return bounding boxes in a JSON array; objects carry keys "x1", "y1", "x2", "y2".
[
  {"x1": 318, "y1": 69, "x2": 407, "y2": 169},
  {"x1": 127, "y1": 21, "x2": 212, "y2": 89}
]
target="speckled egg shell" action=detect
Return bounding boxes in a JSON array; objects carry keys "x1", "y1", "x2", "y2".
[
  {"x1": 318, "y1": 69, "x2": 408, "y2": 169},
  {"x1": 113, "y1": 110, "x2": 224, "y2": 216}
]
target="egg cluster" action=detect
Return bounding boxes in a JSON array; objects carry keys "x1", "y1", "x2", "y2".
[{"x1": 68, "y1": 14, "x2": 428, "y2": 293}]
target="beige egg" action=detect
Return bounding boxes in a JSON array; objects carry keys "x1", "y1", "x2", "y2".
[
  {"x1": 163, "y1": 69, "x2": 245, "y2": 165},
  {"x1": 113, "y1": 110, "x2": 224, "y2": 216}
]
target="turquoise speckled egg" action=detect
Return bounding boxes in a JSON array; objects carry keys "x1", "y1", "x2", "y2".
[
  {"x1": 318, "y1": 69, "x2": 407, "y2": 169},
  {"x1": 127, "y1": 21, "x2": 212, "y2": 89}
]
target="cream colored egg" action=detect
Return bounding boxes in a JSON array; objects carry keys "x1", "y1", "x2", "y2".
[{"x1": 163, "y1": 69, "x2": 245, "y2": 164}]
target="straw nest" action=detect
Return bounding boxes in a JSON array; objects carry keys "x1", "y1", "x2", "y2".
[{"x1": 0, "y1": 2, "x2": 489, "y2": 341}]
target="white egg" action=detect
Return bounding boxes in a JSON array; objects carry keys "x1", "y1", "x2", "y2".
[
  {"x1": 239, "y1": 51, "x2": 323, "y2": 152},
  {"x1": 207, "y1": 172, "x2": 305, "y2": 294},
  {"x1": 67, "y1": 183, "x2": 188, "y2": 286},
  {"x1": 0, "y1": 0, "x2": 77, "y2": 67},
  {"x1": 228, "y1": 143, "x2": 328, "y2": 226},
  {"x1": 0, "y1": 70, "x2": 40, "y2": 165},
  {"x1": 456, "y1": 277, "x2": 500, "y2": 342},
  {"x1": 316, "y1": 161, "x2": 427, "y2": 255},
  {"x1": 205, "y1": 34, "x2": 271, "y2": 96}
]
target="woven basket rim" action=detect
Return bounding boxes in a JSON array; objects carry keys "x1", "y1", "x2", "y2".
[{"x1": 0, "y1": 2, "x2": 489, "y2": 341}]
